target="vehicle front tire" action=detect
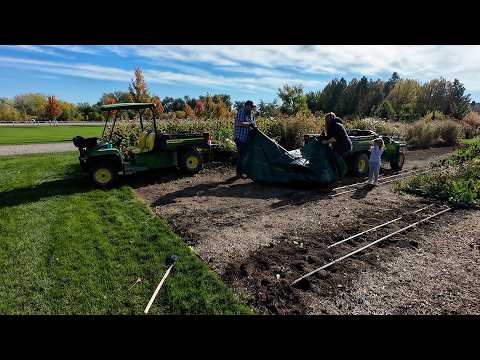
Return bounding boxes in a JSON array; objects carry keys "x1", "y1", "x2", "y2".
[
  {"x1": 390, "y1": 152, "x2": 405, "y2": 170},
  {"x1": 89, "y1": 163, "x2": 118, "y2": 188},
  {"x1": 179, "y1": 149, "x2": 204, "y2": 175},
  {"x1": 351, "y1": 153, "x2": 370, "y2": 177}
]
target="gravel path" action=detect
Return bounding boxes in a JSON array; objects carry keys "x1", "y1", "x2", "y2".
[{"x1": 0, "y1": 142, "x2": 75, "y2": 156}]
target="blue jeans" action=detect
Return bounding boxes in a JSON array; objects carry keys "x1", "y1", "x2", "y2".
[
  {"x1": 235, "y1": 140, "x2": 248, "y2": 175},
  {"x1": 369, "y1": 161, "x2": 381, "y2": 184}
]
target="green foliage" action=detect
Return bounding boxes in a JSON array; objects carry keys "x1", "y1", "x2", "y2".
[
  {"x1": 405, "y1": 120, "x2": 436, "y2": 148},
  {"x1": 443, "y1": 139, "x2": 480, "y2": 166},
  {"x1": 344, "y1": 117, "x2": 405, "y2": 137},
  {"x1": 13, "y1": 93, "x2": 47, "y2": 118},
  {"x1": 257, "y1": 99, "x2": 280, "y2": 117},
  {"x1": 387, "y1": 79, "x2": 421, "y2": 118},
  {"x1": 373, "y1": 100, "x2": 396, "y2": 119},
  {"x1": 0, "y1": 101, "x2": 21, "y2": 121},
  {"x1": 278, "y1": 84, "x2": 309, "y2": 115},
  {"x1": 384, "y1": 72, "x2": 401, "y2": 97},
  {"x1": 397, "y1": 140, "x2": 480, "y2": 207},
  {"x1": 57, "y1": 101, "x2": 82, "y2": 121},
  {"x1": 447, "y1": 79, "x2": 471, "y2": 119},
  {"x1": 433, "y1": 119, "x2": 461, "y2": 146}
]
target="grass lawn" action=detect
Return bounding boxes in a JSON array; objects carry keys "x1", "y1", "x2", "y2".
[
  {"x1": 0, "y1": 152, "x2": 251, "y2": 314},
  {"x1": 0, "y1": 126, "x2": 104, "y2": 145},
  {"x1": 461, "y1": 138, "x2": 480, "y2": 145}
]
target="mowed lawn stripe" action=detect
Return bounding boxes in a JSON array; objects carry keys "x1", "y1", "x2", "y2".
[
  {"x1": 0, "y1": 126, "x2": 103, "y2": 145},
  {"x1": 0, "y1": 152, "x2": 251, "y2": 314}
]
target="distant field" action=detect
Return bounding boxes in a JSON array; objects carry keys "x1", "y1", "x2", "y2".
[{"x1": 0, "y1": 126, "x2": 104, "y2": 145}]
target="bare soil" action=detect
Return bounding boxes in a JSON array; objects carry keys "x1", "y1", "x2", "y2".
[{"x1": 134, "y1": 146, "x2": 480, "y2": 314}]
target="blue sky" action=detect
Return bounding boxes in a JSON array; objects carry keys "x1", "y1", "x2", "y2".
[{"x1": 0, "y1": 45, "x2": 479, "y2": 104}]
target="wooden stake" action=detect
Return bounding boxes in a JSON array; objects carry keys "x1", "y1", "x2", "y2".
[{"x1": 144, "y1": 265, "x2": 174, "y2": 315}]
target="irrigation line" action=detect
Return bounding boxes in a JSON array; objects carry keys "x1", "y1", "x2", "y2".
[
  {"x1": 291, "y1": 206, "x2": 451, "y2": 286},
  {"x1": 332, "y1": 168, "x2": 423, "y2": 192},
  {"x1": 268, "y1": 168, "x2": 429, "y2": 213},
  {"x1": 327, "y1": 204, "x2": 435, "y2": 248},
  {"x1": 331, "y1": 168, "x2": 433, "y2": 197}
]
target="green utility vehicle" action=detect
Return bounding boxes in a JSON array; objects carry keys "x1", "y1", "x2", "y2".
[
  {"x1": 73, "y1": 102, "x2": 212, "y2": 187},
  {"x1": 304, "y1": 129, "x2": 406, "y2": 178}
]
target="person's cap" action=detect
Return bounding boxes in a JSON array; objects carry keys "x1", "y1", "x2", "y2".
[{"x1": 245, "y1": 100, "x2": 256, "y2": 108}]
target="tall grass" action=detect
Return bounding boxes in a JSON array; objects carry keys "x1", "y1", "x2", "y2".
[{"x1": 103, "y1": 113, "x2": 473, "y2": 158}]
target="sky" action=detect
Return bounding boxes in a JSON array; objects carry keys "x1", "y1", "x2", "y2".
[{"x1": 0, "y1": 45, "x2": 479, "y2": 105}]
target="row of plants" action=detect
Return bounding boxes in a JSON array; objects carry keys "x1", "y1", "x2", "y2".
[
  {"x1": 104, "y1": 112, "x2": 479, "y2": 161},
  {"x1": 396, "y1": 140, "x2": 480, "y2": 207}
]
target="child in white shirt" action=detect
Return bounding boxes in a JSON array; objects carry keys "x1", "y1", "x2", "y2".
[{"x1": 368, "y1": 138, "x2": 385, "y2": 185}]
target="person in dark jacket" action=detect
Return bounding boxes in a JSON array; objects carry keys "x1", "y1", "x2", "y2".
[
  {"x1": 322, "y1": 112, "x2": 352, "y2": 158},
  {"x1": 322, "y1": 112, "x2": 352, "y2": 177}
]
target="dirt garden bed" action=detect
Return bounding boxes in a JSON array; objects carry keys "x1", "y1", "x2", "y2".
[{"x1": 134, "y1": 146, "x2": 480, "y2": 314}]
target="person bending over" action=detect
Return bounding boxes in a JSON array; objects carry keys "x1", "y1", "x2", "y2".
[{"x1": 322, "y1": 112, "x2": 352, "y2": 158}]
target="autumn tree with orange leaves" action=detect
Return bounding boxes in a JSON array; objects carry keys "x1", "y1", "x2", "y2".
[
  {"x1": 152, "y1": 96, "x2": 164, "y2": 117},
  {"x1": 128, "y1": 67, "x2": 150, "y2": 103},
  {"x1": 45, "y1": 96, "x2": 63, "y2": 121},
  {"x1": 184, "y1": 103, "x2": 194, "y2": 118}
]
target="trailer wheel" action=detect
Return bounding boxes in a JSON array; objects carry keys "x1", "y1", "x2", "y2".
[
  {"x1": 89, "y1": 163, "x2": 117, "y2": 188},
  {"x1": 351, "y1": 153, "x2": 370, "y2": 177},
  {"x1": 390, "y1": 152, "x2": 405, "y2": 170},
  {"x1": 179, "y1": 149, "x2": 204, "y2": 175}
]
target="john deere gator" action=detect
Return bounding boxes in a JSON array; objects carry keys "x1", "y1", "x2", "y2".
[{"x1": 73, "y1": 103, "x2": 211, "y2": 187}]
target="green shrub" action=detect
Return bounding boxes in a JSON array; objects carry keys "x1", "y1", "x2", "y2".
[
  {"x1": 433, "y1": 119, "x2": 461, "y2": 146},
  {"x1": 397, "y1": 140, "x2": 480, "y2": 207},
  {"x1": 420, "y1": 111, "x2": 447, "y2": 122},
  {"x1": 373, "y1": 100, "x2": 396, "y2": 119},
  {"x1": 405, "y1": 120, "x2": 435, "y2": 148},
  {"x1": 0, "y1": 102, "x2": 21, "y2": 121},
  {"x1": 345, "y1": 117, "x2": 405, "y2": 137}
]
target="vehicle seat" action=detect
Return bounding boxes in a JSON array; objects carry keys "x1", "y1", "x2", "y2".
[{"x1": 131, "y1": 131, "x2": 155, "y2": 154}]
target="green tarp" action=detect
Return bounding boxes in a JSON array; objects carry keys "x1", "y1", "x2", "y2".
[{"x1": 242, "y1": 128, "x2": 348, "y2": 186}]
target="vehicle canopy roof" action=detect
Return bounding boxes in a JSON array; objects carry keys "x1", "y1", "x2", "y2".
[{"x1": 100, "y1": 102, "x2": 155, "y2": 111}]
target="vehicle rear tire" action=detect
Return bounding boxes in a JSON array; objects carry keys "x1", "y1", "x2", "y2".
[
  {"x1": 179, "y1": 148, "x2": 204, "y2": 175},
  {"x1": 89, "y1": 163, "x2": 118, "y2": 188},
  {"x1": 390, "y1": 152, "x2": 405, "y2": 170},
  {"x1": 351, "y1": 153, "x2": 370, "y2": 177}
]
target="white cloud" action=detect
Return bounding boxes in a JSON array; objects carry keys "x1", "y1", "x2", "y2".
[
  {"x1": 0, "y1": 45, "x2": 70, "y2": 58},
  {"x1": 0, "y1": 55, "x2": 322, "y2": 95},
  {"x1": 4, "y1": 45, "x2": 480, "y2": 99},
  {"x1": 45, "y1": 45, "x2": 100, "y2": 55},
  {"x1": 101, "y1": 45, "x2": 480, "y2": 92}
]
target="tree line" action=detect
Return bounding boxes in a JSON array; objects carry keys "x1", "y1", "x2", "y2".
[
  {"x1": 264, "y1": 72, "x2": 473, "y2": 121},
  {"x1": 0, "y1": 68, "x2": 476, "y2": 122}
]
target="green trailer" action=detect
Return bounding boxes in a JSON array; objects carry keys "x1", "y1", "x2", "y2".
[
  {"x1": 304, "y1": 129, "x2": 407, "y2": 178},
  {"x1": 73, "y1": 102, "x2": 212, "y2": 187}
]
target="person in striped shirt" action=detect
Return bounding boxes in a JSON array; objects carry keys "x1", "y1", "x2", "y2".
[{"x1": 234, "y1": 100, "x2": 256, "y2": 178}]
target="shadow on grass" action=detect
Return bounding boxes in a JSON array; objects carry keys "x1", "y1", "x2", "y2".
[{"x1": 0, "y1": 175, "x2": 94, "y2": 209}]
